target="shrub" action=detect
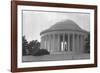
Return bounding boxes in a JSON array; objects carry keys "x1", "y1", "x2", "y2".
[
  {"x1": 33, "y1": 49, "x2": 50, "y2": 56},
  {"x1": 31, "y1": 47, "x2": 39, "y2": 55}
]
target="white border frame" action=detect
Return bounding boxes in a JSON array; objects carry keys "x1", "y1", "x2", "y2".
[{"x1": 17, "y1": 5, "x2": 94, "y2": 68}]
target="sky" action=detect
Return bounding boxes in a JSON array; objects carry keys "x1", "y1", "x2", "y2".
[{"x1": 22, "y1": 10, "x2": 90, "y2": 42}]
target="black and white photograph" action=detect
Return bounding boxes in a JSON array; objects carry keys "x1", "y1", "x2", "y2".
[
  {"x1": 22, "y1": 10, "x2": 90, "y2": 62},
  {"x1": 11, "y1": 1, "x2": 97, "y2": 72}
]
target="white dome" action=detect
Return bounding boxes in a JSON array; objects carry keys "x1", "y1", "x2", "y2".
[
  {"x1": 49, "y1": 20, "x2": 82, "y2": 31},
  {"x1": 40, "y1": 19, "x2": 85, "y2": 35}
]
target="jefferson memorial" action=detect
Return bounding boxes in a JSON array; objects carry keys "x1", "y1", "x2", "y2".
[{"x1": 40, "y1": 19, "x2": 88, "y2": 55}]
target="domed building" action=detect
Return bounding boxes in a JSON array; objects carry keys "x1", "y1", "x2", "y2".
[{"x1": 40, "y1": 19, "x2": 88, "y2": 55}]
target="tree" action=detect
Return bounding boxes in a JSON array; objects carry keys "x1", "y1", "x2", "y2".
[
  {"x1": 33, "y1": 49, "x2": 50, "y2": 56},
  {"x1": 28, "y1": 40, "x2": 40, "y2": 55},
  {"x1": 84, "y1": 34, "x2": 90, "y2": 53},
  {"x1": 22, "y1": 36, "x2": 29, "y2": 55}
]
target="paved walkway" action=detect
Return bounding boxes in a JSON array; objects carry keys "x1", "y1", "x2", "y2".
[{"x1": 22, "y1": 53, "x2": 90, "y2": 62}]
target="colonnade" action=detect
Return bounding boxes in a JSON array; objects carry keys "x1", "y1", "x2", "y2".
[{"x1": 40, "y1": 32, "x2": 84, "y2": 54}]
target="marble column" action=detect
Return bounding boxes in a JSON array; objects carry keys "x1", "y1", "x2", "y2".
[
  {"x1": 63, "y1": 33, "x2": 65, "y2": 51},
  {"x1": 76, "y1": 34, "x2": 79, "y2": 53},
  {"x1": 58, "y1": 34, "x2": 60, "y2": 52},
  {"x1": 42, "y1": 36, "x2": 44, "y2": 49},
  {"x1": 51, "y1": 34, "x2": 53, "y2": 53},
  {"x1": 43, "y1": 36, "x2": 45, "y2": 49},
  {"x1": 49, "y1": 35, "x2": 52, "y2": 52},
  {"x1": 44, "y1": 36, "x2": 46, "y2": 49},
  {"x1": 68, "y1": 34, "x2": 70, "y2": 52},
  {"x1": 40, "y1": 36, "x2": 43, "y2": 49},
  {"x1": 53, "y1": 34, "x2": 55, "y2": 52},
  {"x1": 48, "y1": 35, "x2": 50, "y2": 51},
  {"x1": 47, "y1": 35, "x2": 49, "y2": 51},
  {"x1": 80, "y1": 35, "x2": 84, "y2": 53},
  {"x1": 72, "y1": 33, "x2": 75, "y2": 54},
  {"x1": 48, "y1": 35, "x2": 50, "y2": 52},
  {"x1": 45, "y1": 35, "x2": 46, "y2": 49},
  {"x1": 45, "y1": 35, "x2": 47, "y2": 49},
  {"x1": 76, "y1": 34, "x2": 78, "y2": 53},
  {"x1": 54, "y1": 34, "x2": 57, "y2": 52},
  {"x1": 79, "y1": 35, "x2": 81, "y2": 53},
  {"x1": 82, "y1": 35, "x2": 85, "y2": 53},
  {"x1": 80, "y1": 35, "x2": 83, "y2": 53},
  {"x1": 46, "y1": 35, "x2": 48, "y2": 49}
]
